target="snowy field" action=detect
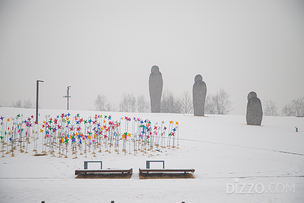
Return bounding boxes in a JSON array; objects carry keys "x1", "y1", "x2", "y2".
[{"x1": 0, "y1": 107, "x2": 304, "y2": 203}]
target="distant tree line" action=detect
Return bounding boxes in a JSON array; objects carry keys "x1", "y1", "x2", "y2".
[
  {"x1": 259, "y1": 97, "x2": 304, "y2": 117},
  {"x1": 12, "y1": 93, "x2": 304, "y2": 117},
  {"x1": 281, "y1": 97, "x2": 304, "y2": 117},
  {"x1": 95, "y1": 91, "x2": 304, "y2": 117},
  {"x1": 94, "y1": 89, "x2": 233, "y2": 115},
  {"x1": 11, "y1": 99, "x2": 34, "y2": 108}
]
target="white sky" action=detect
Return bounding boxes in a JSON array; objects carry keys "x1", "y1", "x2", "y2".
[{"x1": 0, "y1": 0, "x2": 303, "y2": 115}]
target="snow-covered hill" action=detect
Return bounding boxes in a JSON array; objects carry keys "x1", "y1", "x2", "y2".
[{"x1": 0, "y1": 107, "x2": 303, "y2": 203}]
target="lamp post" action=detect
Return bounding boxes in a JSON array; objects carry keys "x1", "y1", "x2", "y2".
[
  {"x1": 63, "y1": 86, "x2": 71, "y2": 110},
  {"x1": 36, "y1": 80, "x2": 44, "y2": 124}
]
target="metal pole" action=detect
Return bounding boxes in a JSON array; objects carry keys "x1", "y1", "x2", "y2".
[
  {"x1": 36, "y1": 80, "x2": 44, "y2": 124},
  {"x1": 36, "y1": 81, "x2": 39, "y2": 124},
  {"x1": 63, "y1": 86, "x2": 71, "y2": 110},
  {"x1": 67, "y1": 86, "x2": 70, "y2": 110}
]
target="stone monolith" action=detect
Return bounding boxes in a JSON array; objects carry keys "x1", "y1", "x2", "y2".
[
  {"x1": 246, "y1": 91, "x2": 263, "y2": 125},
  {"x1": 193, "y1": 74, "x2": 207, "y2": 116},
  {"x1": 149, "y1": 65, "x2": 163, "y2": 113}
]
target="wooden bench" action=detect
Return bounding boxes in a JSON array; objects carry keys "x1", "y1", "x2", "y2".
[
  {"x1": 75, "y1": 168, "x2": 133, "y2": 175},
  {"x1": 139, "y1": 168, "x2": 195, "y2": 174}
]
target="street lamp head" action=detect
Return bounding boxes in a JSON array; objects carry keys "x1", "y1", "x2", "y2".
[{"x1": 37, "y1": 80, "x2": 44, "y2": 83}]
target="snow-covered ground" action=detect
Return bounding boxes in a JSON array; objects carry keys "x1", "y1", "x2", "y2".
[{"x1": 0, "y1": 107, "x2": 303, "y2": 203}]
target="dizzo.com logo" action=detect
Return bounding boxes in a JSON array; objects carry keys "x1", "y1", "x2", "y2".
[{"x1": 226, "y1": 178, "x2": 295, "y2": 194}]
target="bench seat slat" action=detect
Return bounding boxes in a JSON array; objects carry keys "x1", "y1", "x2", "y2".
[
  {"x1": 75, "y1": 169, "x2": 133, "y2": 175},
  {"x1": 139, "y1": 168, "x2": 195, "y2": 173}
]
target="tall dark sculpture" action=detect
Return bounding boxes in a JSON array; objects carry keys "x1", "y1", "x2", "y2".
[
  {"x1": 193, "y1": 74, "x2": 207, "y2": 116},
  {"x1": 246, "y1": 91, "x2": 263, "y2": 125},
  {"x1": 149, "y1": 65, "x2": 163, "y2": 113}
]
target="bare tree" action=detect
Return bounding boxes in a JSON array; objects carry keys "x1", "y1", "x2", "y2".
[
  {"x1": 12, "y1": 100, "x2": 22, "y2": 108},
  {"x1": 282, "y1": 104, "x2": 294, "y2": 116},
  {"x1": 291, "y1": 97, "x2": 304, "y2": 117},
  {"x1": 180, "y1": 91, "x2": 193, "y2": 114},
  {"x1": 161, "y1": 90, "x2": 181, "y2": 113},
  {"x1": 205, "y1": 95, "x2": 216, "y2": 114},
  {"x1": 95, "y1": 95, "x2": 108, "y2": 111},
  {"x1": 204, "y1": 89, "x2": 232, "y2": 115},
  {"x1": 264, "y1": 100, "x2": 278, "y2": 116},
  {"x1": 137, "y1": 95, "x2": 150, "y2": 113},
  {"x1": 119, "y1": 93, "x2": 136, "y2": 112},
  {"x1": 105, "y1": 102, "x2": 112, "y2": 111},
  {"x1": 214, "y1": 89, "x2": 232, "y2": 114},
  {"x1": 282, "y1": 97, "x2": 304, "y2": 117},
  {"x1": 23, "y1": 99, "x2": 33, "y2": 108}
]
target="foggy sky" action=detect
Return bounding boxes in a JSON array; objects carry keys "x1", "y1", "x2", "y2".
[{"x1": 0, "y1": 0, "x2": 304, "y2": 115}]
